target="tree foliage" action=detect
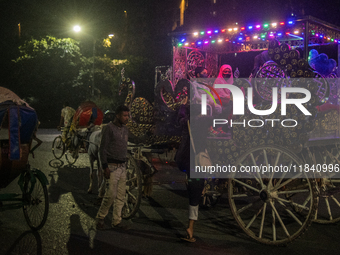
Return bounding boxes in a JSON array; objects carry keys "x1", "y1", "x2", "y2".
[
  {"x1": 11, "y1": 36, "x2": 88, "y2": 126},
  {"x1": 9, "y1": 36, "x2": 156, "y2": 127}
]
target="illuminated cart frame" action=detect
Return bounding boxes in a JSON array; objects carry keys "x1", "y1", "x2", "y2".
[{"x1": 168, "y1": 15, "x2": 340, "y2": 85}]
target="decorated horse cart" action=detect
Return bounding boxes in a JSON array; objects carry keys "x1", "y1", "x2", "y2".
[
  {"x1": 0, "y1": 87, "x2": 49, "y2": 230},
  {"x1": 120, "y1": 16, "x2": 340, "y2": 245}
]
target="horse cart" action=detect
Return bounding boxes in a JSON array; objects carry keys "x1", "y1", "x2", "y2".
[
  {"x1": 115, "y1": 16, "x2": 340, "y2": 246},
  {"x1": 0, "y1": 88, "x2": 49, "y2": 230}
]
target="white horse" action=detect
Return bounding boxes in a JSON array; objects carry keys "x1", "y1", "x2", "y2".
[{"x1": 87, "y1": 129, "x2": 104, "y2": 197}]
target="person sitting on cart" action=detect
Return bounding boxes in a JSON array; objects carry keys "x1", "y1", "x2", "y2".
[
  {"x1": 213, "y1": 65, "x2": 234, "y2": 117},
  {"x1": 191, "y1": 67, "x2": 222, "y2": 115},
  {"x1": 249, "y1": 51, "x2": 270, "y2": 105},
  {"x1": 58, "y1": 102, "x2": 76, "y2": 143}
]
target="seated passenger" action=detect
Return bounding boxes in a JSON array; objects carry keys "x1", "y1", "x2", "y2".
[
  {"x1": 191, "y1": 67, "x2": 222, "y2": 114},
  {"x1": 213, "y1": 65, "x2": 234, "y2": 119}
]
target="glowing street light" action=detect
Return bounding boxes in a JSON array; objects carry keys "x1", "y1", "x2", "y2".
[
  {"x1": 73, "y1": 25, "x2": 81, "y2": 33},
  {"x1": 72, "y1": 25, "x2": 115, "y2": 97}
]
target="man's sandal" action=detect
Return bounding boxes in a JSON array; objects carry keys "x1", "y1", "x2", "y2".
[
  {"x1": 181, "y1": 229, "x2": 196, "y2": 243},
  {"x1": 181, "y1": 236, "x2": 196, "y2": 243}
]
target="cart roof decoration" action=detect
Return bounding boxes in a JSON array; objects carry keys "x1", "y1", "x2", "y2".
[
  {"x1": 0, "y1": 87, "x2": 38, "y2": 161},
  {"x1": 169, "y1": 16, "x2": 340, "y2": 85},
  {"x1": 172, "y1": 16, "x2": 340, "y2": 53},
  {"x1": 72, "y1": 101, "x2": 103, "y2": 128}
]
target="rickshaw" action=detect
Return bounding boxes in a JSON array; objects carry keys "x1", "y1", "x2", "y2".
[
  {"x1": 0, "y1": 88, "x2": 49, "y2": 230},
  {"x1": 52, "y1": 101, "x2": 103, "y2": 165},
  {"x1": 119, "y1": 16, "x2": 340, "y2": 245}
]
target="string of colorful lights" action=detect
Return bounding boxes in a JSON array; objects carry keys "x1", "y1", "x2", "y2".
[{"x1": 176, "y1": 19, "x2": 340, "y2": 48}]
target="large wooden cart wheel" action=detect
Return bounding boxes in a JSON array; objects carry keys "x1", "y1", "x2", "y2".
[
  {"x1": 228, "y1": 145, "x2": 318, "y2": 245},
  {"x1": 122, "y1": 153, "x2": 143, "y2": 219},
  {"x1": 22, "y1": 171, "x2": 49, "y2": 231},
  {"x1": 310, "y1": 144, "x2": 340, "y2": 224}
]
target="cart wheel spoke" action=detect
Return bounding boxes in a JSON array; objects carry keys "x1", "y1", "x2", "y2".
[
  {"x1": 270, "y1": 201, "x2": 290, "y2": 237},
  {"x1": 238, "y1": 198, "x2": 262, "y2": 214},
  {"x1": 324, "y1": 197, "x2": 333, "y2": 221},
  {"x1": 277, "y1": 200, "x2": 303, "y2": 225},
  {"x1": 232, "y1": 178, "x2": 260, "y2": 193},
  {"x1": 246, "y1": 205, "x2": 264, "y2": 229},
  {"x1": 276, "y1": 197, "x2": 310, "y2": 211},
  {"x1": 259, "y1": 202, "x2": 267, "y2": 238},
  {"x1": 272, "y1": 209, "x2": 276, "y2": 241},
  {"x1": 274, "y1": 172, "x2": 303, "y2": 191},
  {"x1": 250, "y1": 153, "x2": 264, "y2": 188},
  {"x1": 269, "y1": 152, "x2": 281, "y2": 186}
]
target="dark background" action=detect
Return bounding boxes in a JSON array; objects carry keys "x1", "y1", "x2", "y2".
[{"x1": 0, "y1": 0, "x2": 339, "y2": 126}]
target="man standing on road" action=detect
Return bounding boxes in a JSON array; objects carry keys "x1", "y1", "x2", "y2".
[{"x1": 96, "y1": 105, "x2": 130, "y2": 230}]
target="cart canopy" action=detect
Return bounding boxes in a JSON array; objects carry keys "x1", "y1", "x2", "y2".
[
  {"x1": 0, "y1": 87, "x2": 38, "y2": 161},
  {"x1": 72, "y1": 101, "x2": 103, "y2": 128}
]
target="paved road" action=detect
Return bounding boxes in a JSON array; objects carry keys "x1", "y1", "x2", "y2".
[{"x1": 0, "y1": 129, "x2": 340, "y2": 255}]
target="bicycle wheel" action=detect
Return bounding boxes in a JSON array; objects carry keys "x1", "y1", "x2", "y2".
[
  {"x1": 23, "y1": 171, "x2": 49, "y2": 231},
  {"x1": 65, "y1": 149, "x2": 78, "y2": 165},
  {"x1": 52, "y1": 136, "x2": 64, "y2": 159}
]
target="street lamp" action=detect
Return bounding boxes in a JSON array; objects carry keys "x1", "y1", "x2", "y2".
[
  {"x1": 72, "y1": 26, "x2": 115, "y2": 98},
  {"x1": 73, "y1": 25, "x2": 81, "y2": 33},
  {"x1": 73, "y1": 25, "x2": 95, "y2": 97}
]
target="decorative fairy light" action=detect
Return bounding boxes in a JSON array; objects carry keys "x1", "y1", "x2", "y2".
[{"x1": 175, "y1": 19, "x2": 340, "y2": 48}]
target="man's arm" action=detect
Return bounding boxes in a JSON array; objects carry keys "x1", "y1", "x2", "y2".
[
  {"x1": 58, "y1": 109, "x2": 65, "y2": 130},
  {"x1": 99, "y1": 125, "x2": 111, "y2": 178},
  {"x1": 58, "y1": 116, "x2": 64, "y2": 127}
]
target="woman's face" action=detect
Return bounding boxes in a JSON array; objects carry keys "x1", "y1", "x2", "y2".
[
  {"x1": 222, "y1": 68, "x2": 232, "y2": 78},
  {"x1": 198, "y1": 69, "x2": 208, "y2": 78}
]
